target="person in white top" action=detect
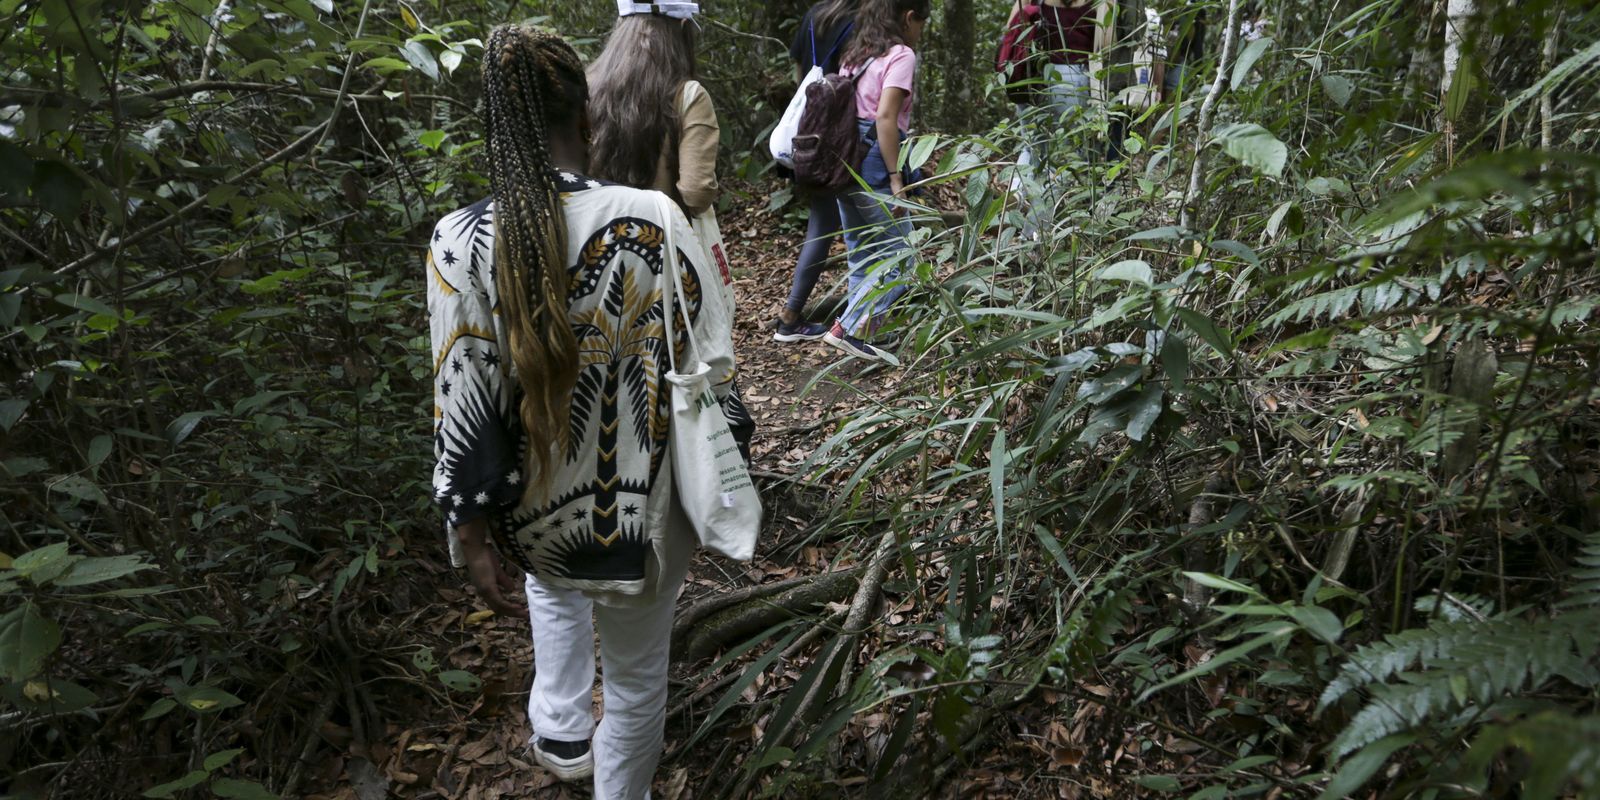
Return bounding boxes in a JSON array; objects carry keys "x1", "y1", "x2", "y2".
[{"x1": 425, "y1": 23, "x2": 738, "y2": 799}]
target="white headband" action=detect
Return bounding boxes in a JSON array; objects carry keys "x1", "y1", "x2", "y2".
[{"x1": 616, "y1": 1, "x2": 699, "y2": 19}]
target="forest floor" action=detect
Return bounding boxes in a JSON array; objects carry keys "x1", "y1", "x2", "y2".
[{"x1": 292, "y1": 180, "x2": 1170, "y2": 800}]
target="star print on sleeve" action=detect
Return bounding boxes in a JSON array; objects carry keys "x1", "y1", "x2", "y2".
[
  {"x1": 622, "y1": 504, "x2": 639, "y2": 517},
  {"x1": 451, "y1": 358, "x2": 463, "y2": 374},
  {"x1": 572, "y1": 509, "x2": 585, "y2": 522},
  {"x1": 475, "y1": 491, "x2": 490, "y2": 505},
  {"x1": 442, "y1": 249, "x2": 458, "y2": 266},
  {"x1": 441, "y1": 379, "x2": 452, "y2": 396},
  {"x1": 483, "y1": 351, "x2": 500, "y2": 367},
  {"x1": 505, "y1": 469, "x2": 521, "y2": 485}
]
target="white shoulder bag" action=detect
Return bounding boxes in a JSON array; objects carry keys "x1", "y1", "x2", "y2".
[
  {"x1": 656, "y1": 196, "x2": 761, "y2": 562},
  {"x1": 768, "y1": 19, "x2": 851, "y2": 168}
]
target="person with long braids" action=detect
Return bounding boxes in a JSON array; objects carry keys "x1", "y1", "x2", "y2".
[{"x1": 426, "y1": 25, "x2": 736, "y2": 797}]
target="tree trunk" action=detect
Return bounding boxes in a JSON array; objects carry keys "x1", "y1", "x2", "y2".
[
  {"x1": 1438, "y1": 0, "x2": 1476, "y2": 163},
  {"x1": 1179, "y1": 0, "x2": 1240, "y2": 232},
  {"x1": 940, "y1": 0, "x2": 976, "y2": 132}
]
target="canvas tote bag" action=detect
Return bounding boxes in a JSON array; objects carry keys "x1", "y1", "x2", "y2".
[
  {"x1": 680, "y1": 81, "x2": 736, "y2": 315},
  {"x1": 655, "y1": 196, "x2": 761, "y2": 561}
]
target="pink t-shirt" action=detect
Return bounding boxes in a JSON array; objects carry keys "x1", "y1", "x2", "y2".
[{"x1": 844, "y1": 44, "x2": 917, "y2": 132}]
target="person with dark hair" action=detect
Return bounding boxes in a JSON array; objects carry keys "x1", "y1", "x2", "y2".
[
  {"x1": 587, "y1": 1, "x2": 719, "y2": 218},
  {"x1": 773, "y1": 0, "x2": 859, "y2": 344},
  {"x1": 426, "y1": 23, "x2": 738, "y2": 798},
  {"x1": 820, "y1": 0, "x2": 933, "y2": 366}
]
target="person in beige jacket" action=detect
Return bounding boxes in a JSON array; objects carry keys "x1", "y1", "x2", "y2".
[{"x1": 587, "y1": 1, "x2": 720, "y2": 218}]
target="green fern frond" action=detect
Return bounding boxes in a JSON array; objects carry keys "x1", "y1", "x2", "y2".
[
  {"x1": 1558, "y1": 531, "x2": 1600, "y2": 610},
  {"x1": 1325, "y1": 609, "x2": 1600, "y2": 759}
]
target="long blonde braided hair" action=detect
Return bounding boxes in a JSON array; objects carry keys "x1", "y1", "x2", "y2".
[{"x1": 481, "y1": 25, "x2": 586, "y2": 502}]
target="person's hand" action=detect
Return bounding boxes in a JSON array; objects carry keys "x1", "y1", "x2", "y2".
[
  {"x1": 889, "y1": 177, "x2": 908, "y2": 216},
  {"x1": 457, "y1": 521, "x2": 526, "y2": 616}
]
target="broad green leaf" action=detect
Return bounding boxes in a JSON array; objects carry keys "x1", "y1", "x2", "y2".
[
  {"x1": 0, "y1": 398, "x2": 27, "y2": 431},
  {"x1": 86, "y1": 434, "x2": 113, "y2": 467},
  {"x1": 1231, "y1": 36, "x2": 1274, "y2": 87},
  {"x1": 990, "y1": 426, "x2": 1005, "y2": 539},
  {"x1": 140, "y1": 697, "x2": 178, "y2": 720},
  {"x1": 401, "y1": 40, "x2": 440, "y2": 82},
  {"x1": 1321, "y1": 74, "x2": 1354, "y2": 108},
  {"x1": 1288, "y1": 605, "x2": 1343, "y2": 643},
  {"x1": 175, "y1": 685, "x2": 244, "y2": 713},
  {"x1": 1213, "y1": 123, "x2": 1288, "y2": 178},
  {"x1": 211, "y1": 778, "x2": 279, "y2": 800},
  {"x1": 55, "y1": 555, "x2": 154, "y2": 587},
  {"x1": 1176, "y1": 308, "x2": 1233, "y2": 357},
  {"x1": 1, "y1": 676, "x2": 98, "y2": 712},
  {"x1": 1181, "y1": 571, "x2": 1263, "y2": 597},
  {"x1": 1317, "y1": 734, "x2": 1415, "y2": 799},
  {"x1": 165, "y1": 410, "x2": 218, "y2": 446},
  {"x1": 905, "y1": 134, "x2": 938, "y2": 171},
  {"x1": 1126, "y1": 385, "x2": 1165, "y2": 442},
  {"x1": 143, "y1": 770, "x2": 209, "y2": 798},
  {"x1": 11, "y1": 542, "x2": 80, "y2": 585},
  {"x1": 418, "y1": 130, "x2": 446, "y2": 151},
  {"x1": 54, "y1": 292, "x2": 117, "y2": 318},
  {"x1": 0, "y1": 602, "x2": 63, "y2": 680},
  {"x1": 361, "y1": 56, "x2": 412, "y2": 73},
  {"x1": 232, "y1": 390, "x2": 294, "y2": 416},
  {"x1": 0, "y1": 140, "x2": 34, "y2": 197},
  {"x1": 1136, "y1": 775, "x2": 1182, "y2": 792},
  {"x1": 46, "y1": 474, "x2": 109, "y2": 506},
  {"x1": 1443, "y1": 54, "x2": 1475, "y2": 122},
  {"x1": 203, "y1": 748, "x2": 246, "y2": 772},
  {"x1": 1099, "y1": 259, "x2": 1153, "y2": 286},
  {"x1": 437, "y1": 669, "x2": 481, "y2": 692}
]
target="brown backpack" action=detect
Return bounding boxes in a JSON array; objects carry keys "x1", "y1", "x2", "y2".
[{"x1": 791, "y1": 58, "x2": 875, "y2": 193}]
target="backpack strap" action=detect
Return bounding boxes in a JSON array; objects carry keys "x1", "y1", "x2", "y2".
[
  {"x1": 808, "y1": 16, "x2": 818, "y2": 68},
  {"x1": 822, "y1": 21, "x2": 853, "y2": 70}
]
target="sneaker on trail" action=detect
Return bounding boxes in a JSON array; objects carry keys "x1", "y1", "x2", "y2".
[
  {"x1": 773, "y1": 319, "x2": 829, "y2": 343},
  {"x1": 823, "y1": 321, "x2": 901, "y2": 367},
  {"x1": 530, "y1": 737, "x2": 593, "y2": 782}
]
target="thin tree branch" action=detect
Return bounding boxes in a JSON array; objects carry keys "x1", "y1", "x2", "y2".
[
  {"x1": 1179, "y1": 0, "x2": 1241, "y2": 231},
  {"x1": 310, "y1": 0, "x2": 373, "y2": 157}
]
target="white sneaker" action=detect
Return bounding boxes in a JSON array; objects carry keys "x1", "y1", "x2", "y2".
[{"x1": 530, "y1": 737, "x2": 593, "y2": 781}]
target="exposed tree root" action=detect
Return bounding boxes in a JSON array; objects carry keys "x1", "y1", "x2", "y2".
[{"x1": 674, "y1": 567, "x2": 863, "y2": 663}]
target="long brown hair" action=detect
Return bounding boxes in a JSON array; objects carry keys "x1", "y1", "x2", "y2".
[
  {"x1": 841, "y1": 0, "x2": 930, "y2": 67},
  {"x1": 481, "y1": 25, "x2": 586, "y2": 501},
  {"x1": 585, "y1": 14, "x2": 698, "y2": 189},
  {"x1": 812, "y1": 0, "x2": 860, "y2": 37}
]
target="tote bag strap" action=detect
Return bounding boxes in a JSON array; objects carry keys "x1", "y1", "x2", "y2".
[{"x1": 655, "y1": 195, "x2": 702, "y2": 375}]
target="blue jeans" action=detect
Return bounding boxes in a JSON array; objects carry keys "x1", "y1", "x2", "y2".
[{"x1": 836, "y1": 119, "x2": 913, "y2": 336}]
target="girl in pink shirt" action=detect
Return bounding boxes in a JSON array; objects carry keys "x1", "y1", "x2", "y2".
[{"x1": 821, "y1": 0, "x2": 931, "y2": 366}]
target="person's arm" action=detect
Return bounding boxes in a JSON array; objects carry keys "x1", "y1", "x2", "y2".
[
  {"x1": 427, "y1": 215, "x2": 525, "y2": 613},
  {"x1": 676, "y1": 83, "x2": 720, "y2": 216},
  {"x1": 454, "y1": 518, "x2": 526, "y2": 615},
  {"x1": 1007, "y1": 0, "x2": 1026, "y2": 26},
  {"x1": 875, "y1": 87, "x2": 909, "y2": 198}
]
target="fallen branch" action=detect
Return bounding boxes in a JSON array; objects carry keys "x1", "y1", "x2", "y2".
[{"x1": 730, "y1": 528, "x2": 899, "y2": 797}]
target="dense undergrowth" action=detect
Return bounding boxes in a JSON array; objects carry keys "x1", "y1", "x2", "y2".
[{"x1": 3, "y1": 0, "x2": 1600, "y2": 798}]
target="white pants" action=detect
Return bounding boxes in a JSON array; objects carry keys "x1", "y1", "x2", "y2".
[{"x1": 525, "y1": 574, "x2": 677, "y2": 800}]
